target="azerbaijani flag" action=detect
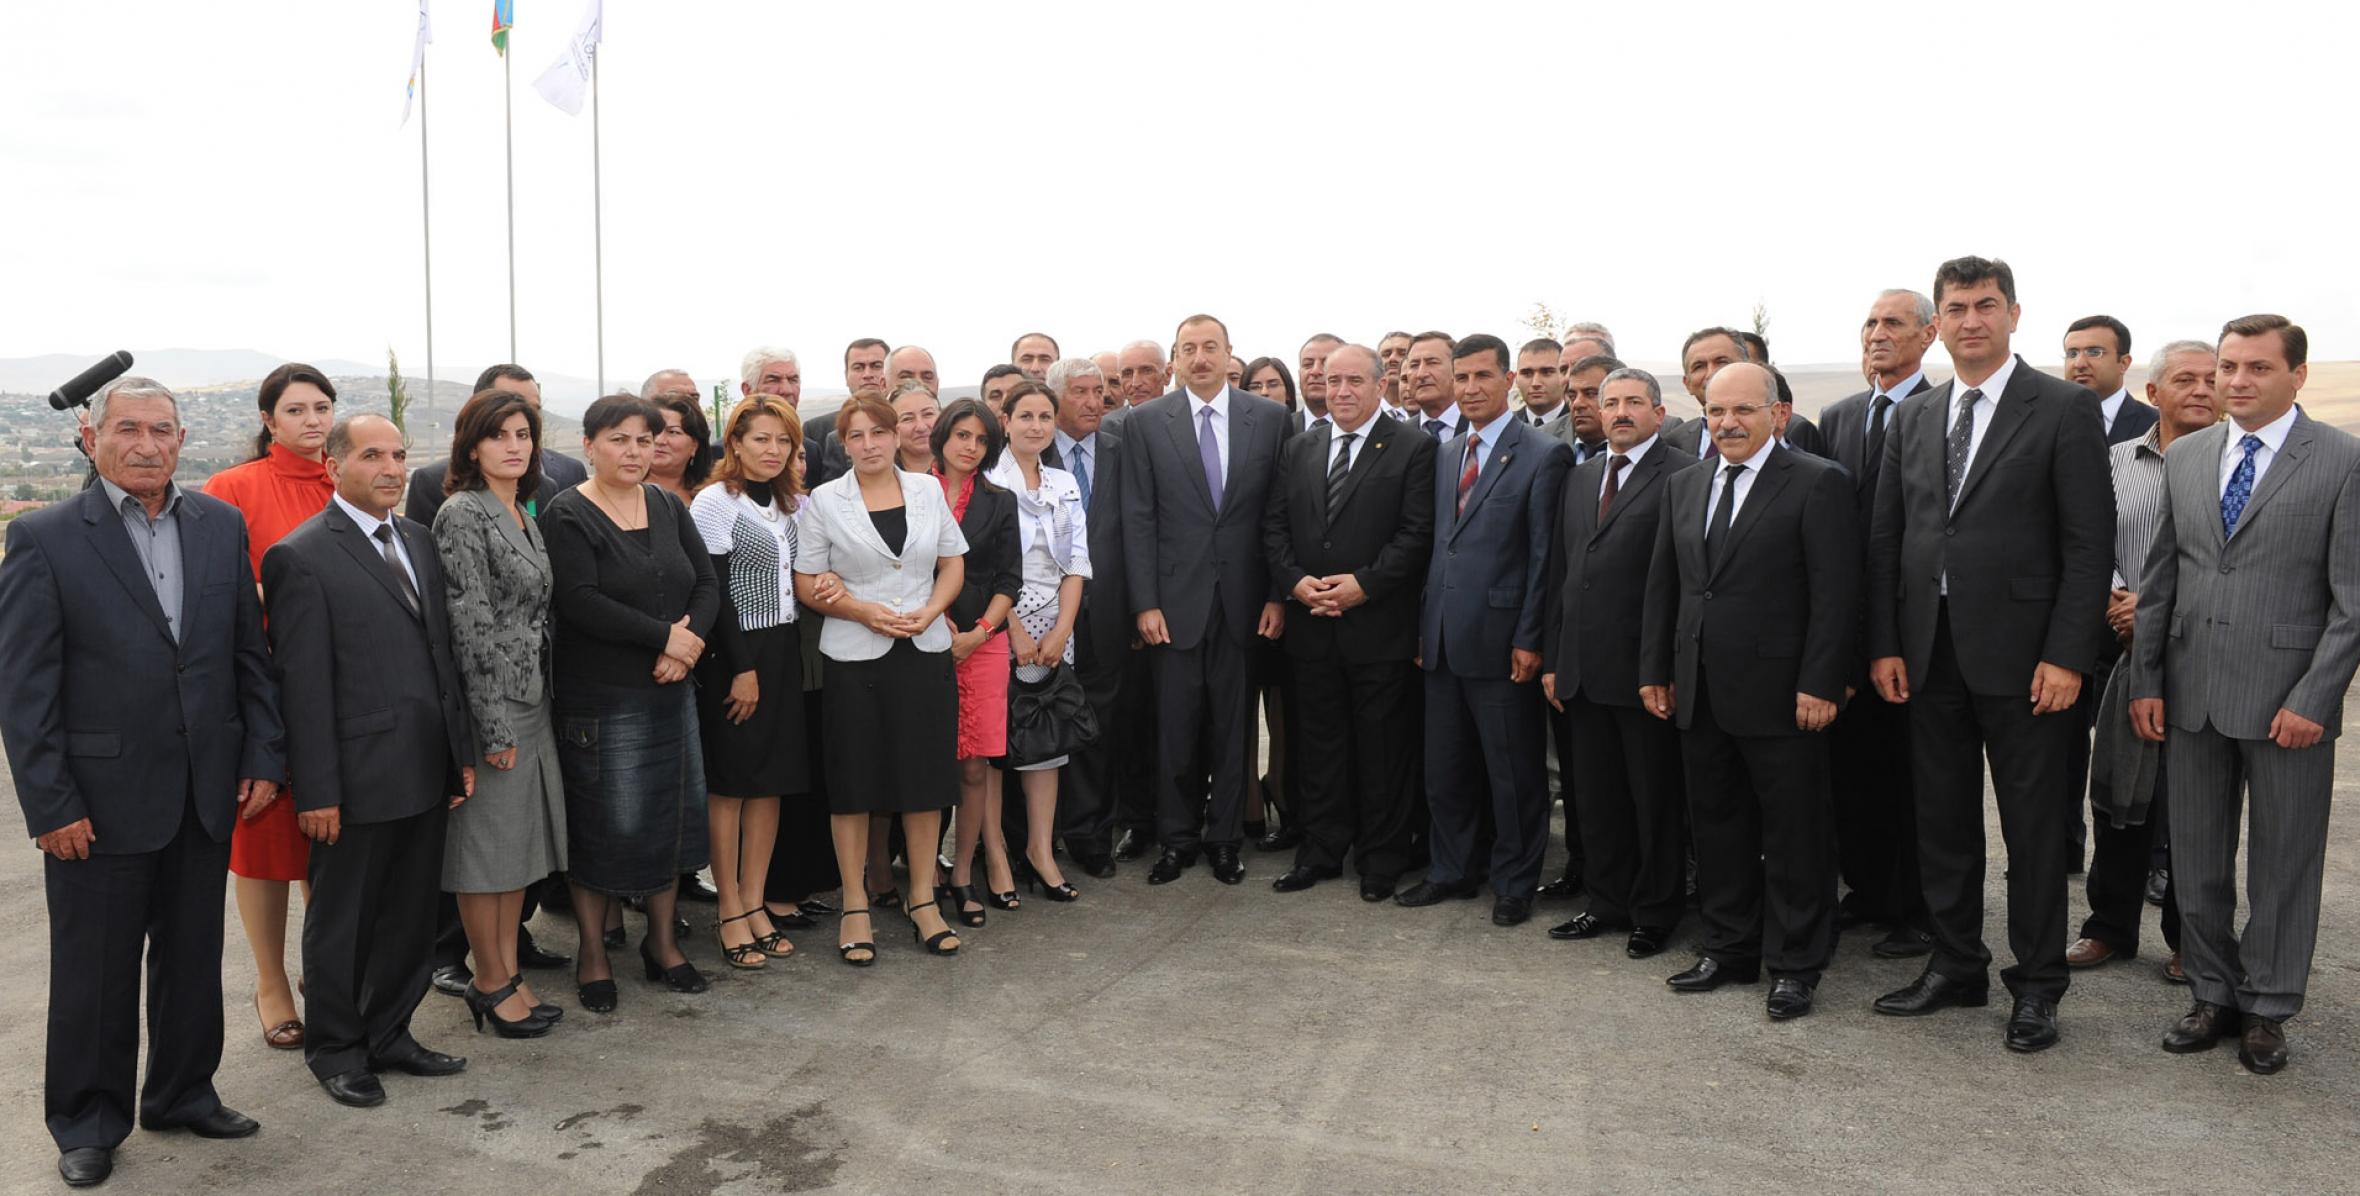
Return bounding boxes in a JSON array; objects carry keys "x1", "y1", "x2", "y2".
[{"x1": 491, "y1": 0, "x2": 514, "y2": 55}]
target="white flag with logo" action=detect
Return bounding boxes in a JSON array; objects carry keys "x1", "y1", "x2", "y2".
[
  {"x1": 401, "y1": 0, "x2": 433, "y2": 127},
  {"x1": 532, "y1": 0, "x2": 605, "y2": 116}
]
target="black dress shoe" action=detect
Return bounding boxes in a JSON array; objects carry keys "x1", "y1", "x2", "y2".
[
  {"x1": 517, "y1": 934, "x2": 573, "y2": 970},
  {"x1": 679, "y1": 872, "x2": 720, "y2": 902},
  {"x1": 1626, "y1": 926, "x2": 1672, "y2": 959},
  {"x1": 602, "y1": 926, "x2": 626, "y2": 949},
  {"x1": 1873, "y1": 970, "x2": 1989, "y2": 1016},
  {"x1": 1548, "y1": 911, "x2": 1626, "y2": 941},
  {"x1": 1394, "y1": 879, "x2": 1474, "y2": 908},
  {"x1": 2239, "y1": 1016, "x2": 2289, "y2": 1075},
  {"x1": 798, "y1": 896, "x2": 837, "y2": 917},
  {"x1": 1273, "y1": 865, "x2": 1338, "y2": 893},
  {"x1": 320, "y1": 1070, "x2": 387, "y2": 1108},
  {"x1": 1492, "y1": 895, "x2": 1533, "y2": 926},
  {"x1": 1870, "y1": 927, "x2": 1934, "y2": 958},
  {"x1": 1536, "y1": 873, "x2": 1583, "y2": 900},
  {"x1": 1074, "y1": 852, "x2": 1118, "y2": 880},
  {"x1": 430, "y1": 962, "x2": 472, "y2": 997},
  {"x1": 2145, "y1": 866, "x2": 2170, "y2": 907},
  {"x1": 1146, "y1": 848, "x2": 1194, "y2": 885},
  {"x1": 58, "y1": 1147, "x2": 112, "y2": 1188},
  {"x1": 1114, "y1": 829, "x2": 1151, "y2": 862},
  {"x1": 1667, "y1": 956, "x2": 1759, "y2": 992},
  {"x1": 1208, "y1": 845, "x2": 1246, "y2": 885},
  {"x1": 158, "y1": 1105, "x2": 260, "y2": 1139},
  {"x1": 1767, "y1": 978, "x2": 1815, "y2": 1020},
  {"x1": 2161, "y1": 1000, "x2": 2242, "y2": 1053},
  {"x1": 1359, "y1": 876, "x2": 1397, "y2": 903},
  {"x1": 374, "y1": 1045, "x2": 467, "y2": 1077},
  {"x1": 2004, "y1": 996, "x2": 2061, "y2": 1053},
  {"x1": 1255, "y1": 825, "x2": 1304, "y2": 853}
]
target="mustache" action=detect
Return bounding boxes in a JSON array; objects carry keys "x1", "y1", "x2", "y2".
[{"x1": 1716, "y1": 429, "x2": 1750, "y2": 440}]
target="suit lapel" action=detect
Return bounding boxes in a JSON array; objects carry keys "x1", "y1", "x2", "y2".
[
  {"x1": 1591, "y1": 440, "x2": 1666, "y2": 542},
  {"x1": 1166, "y1": 394, "x2": 1218, "y2": 514},
  {"x1": 1325, "y1": 420, "x2": 1388, "y2": 524},
  {"x1": 1222, "y1": 390, "x2": 1257, "y2": 519},
  {"x1": 78, "y1": 485, "x2": 176, "y2": 643},
  {"x1": 1706, "y1": 448, "x2": 1792, "y2": 584},
  {"x1": 2234, "y1": 413, "x2": 2314, "y2": 539},
  {"x1": 1952, "y1": 362, "x2": 2037, "y2": 512},
  {"x1": 832, "y1": 477, "x2": 900, "y2": 562},
  {"x1": 1449, "y1": 419, "x2": 1519, "y2": 539},
  {"x1": 329, "y1": 502, "x2": 423, "y2": 622}
]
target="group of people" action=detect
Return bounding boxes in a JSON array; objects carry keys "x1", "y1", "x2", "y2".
[{"x1": 1, "y1": 254, "x2": 2350, "y2": 1190}]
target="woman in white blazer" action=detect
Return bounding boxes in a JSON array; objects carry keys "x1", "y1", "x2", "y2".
[{"x1": 792, "y1": 395, "x2": 969, "y2": 966}]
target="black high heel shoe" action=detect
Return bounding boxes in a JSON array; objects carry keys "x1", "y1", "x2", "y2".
[
  {"x1": 508, "y1": 975, "x2": 563, "y2": 1023},
  {"x1": 906, "y1": 901, "x2": 961, "y2": 956},
  {"x1": 638, "y1": 940, "x2": 709, "y2": 993},
  {"x1": 1025, "y1": 874, "x2": 1080, "y2": 902},
  {"x1": 464, "y1": 976, "x2": 553, "y2": 1038},
  {"x1": 986, "y1": 887, "x2": 1021, "y2": 911},
  {"x1": 838, "y1": 909, "x2": 875, "y2": 967},
  {"x1": 946, "y1": 883, "x2": 987, "y2": 928}
]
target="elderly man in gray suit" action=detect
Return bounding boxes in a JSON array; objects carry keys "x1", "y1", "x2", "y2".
[{"x1": 2131, "y1": 314, "x2": 2360, "y2": 1076}]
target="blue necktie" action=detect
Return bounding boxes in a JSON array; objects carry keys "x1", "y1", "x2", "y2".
[
  {"x1": 2221, "y1": 433, "x2": 2262, "y2": 537},
  {"x1": 1198, "y1": 405, "x2": 1224, "y2": 510},
  {"x1": 1070, "y1": 444, "x2": 1092, "y2": 509}
]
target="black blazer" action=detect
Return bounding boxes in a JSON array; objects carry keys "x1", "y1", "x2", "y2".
[
  {"x1": 1121, "y1": 388, "x2": 1289, "y2": 649},
  {"x1": 2107, "y1": 394, "x2": 2159, "y2": 446},
  {"x1": 1818, "y1": 375, "x2": 1936, "y2": 529},
  {"x1": 947, "y1": 476, "x2": 1021, "y2": 630},
  {"x1": 1664, "y1": 412, "x2": 1827, "y2": 461},
  {"x1": 1866, "y1": 356, "x2": 2115, "y2": 694},
  {"x1": 1641, "y1": 445, "x2": 1860, "y2": 736},
  {"x1": 0, "y1": 485, "x2": 284, "y2": 853},
  {"x1": 263, "y1": 503, "x2": 474, "y2": 825},
  {"x1": 1543, "y1": 437, "x2": 1702, "y2": 707},
  {"x1": 1045, "y1": 427, "x2": 1130, "y2": 655},
  {"x1": 1263, "y1": 417, "x2": 1437, "y2": 663},
  {"x1": 803, "y1": 408, "x2": 842, "y2": 490}
]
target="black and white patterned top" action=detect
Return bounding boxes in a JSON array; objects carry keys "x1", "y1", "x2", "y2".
[{"x1": 691, "y1": 484, "x2": 799, "y2": 629}]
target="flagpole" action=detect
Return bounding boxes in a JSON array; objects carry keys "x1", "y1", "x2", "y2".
[
  {"x1": 504, "y1": 46, "x2": 517, "y2": 363},
  {"x1": 419, "y1": 56, "x2": 436, "y2": 428},
  {"x1": 592, "y1": 55, "x2": 604, "y2": 398}
]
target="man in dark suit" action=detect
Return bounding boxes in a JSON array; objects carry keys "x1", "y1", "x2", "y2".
[
  {"x1": 1543, "y1": 352, "x2": 1617, "y2": 466},
  {"x1": 1865, "y1": 256, "x2": 2114, "y2": 1053},
  {"x1": 1043, "y1": 359, "x2": 1138, "y2": 878},
  {"x1": 266, "y1": 414, "x2": 477, "y2": 1108},
  {"x1": 404, "y1": 363, "x2": 587, "y2": 525},
  {"x1": 1401, "y1": 332, "x2": 1471, "y2": 441},
  {"x1": 1816, "y1": 289, "x2": 1939, "y2": 957},
  {"x1": 0, "y1": 378, "x2": 285, "y2": 1188},
  {"x1": 1661, "y1": 327, "x2": 1825, "y2": 460},
  {"x1": 1122, "y1": 313, "x2": 1290, "y2": 886},
  {"x1": 1541, "y1": 367, "x2": 1698, "y2": 955},
  {"x1": 1397, "y1": 333, "x2": 1575, "y2": 926},
  {"x1": 2063, "y1": 315, "x2": 2159, "y2": 447},
  {"x1": 1263, "y1": 345, "x2": 1437, "y2": 900},
  {"x1": 1639, "y1": 364, "x2": 1860, "y2": 1019}
]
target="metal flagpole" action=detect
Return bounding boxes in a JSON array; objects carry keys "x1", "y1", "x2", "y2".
[
  {"x1": 420, "y1": 57, "x2": 435, "y2": 426},
  {"x1": 592, "y1": 54, "x2": 604, "y2": 398},
  {"x1": 504, "y1": 46, "x2": 517, "y2": 362}
]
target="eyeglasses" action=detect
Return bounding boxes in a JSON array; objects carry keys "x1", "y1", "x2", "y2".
[{"x1": 2062, "y1": 346, "x2": 2119, "y2": 361}]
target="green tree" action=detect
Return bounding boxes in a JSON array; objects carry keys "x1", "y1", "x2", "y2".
[{"x1": 387, "y1": 347, "x2": 411, "y2": 433}]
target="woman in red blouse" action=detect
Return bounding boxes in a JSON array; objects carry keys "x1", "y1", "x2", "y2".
[{"x1": 202, "y1": 362, "x2": 337, "y2": 1051}]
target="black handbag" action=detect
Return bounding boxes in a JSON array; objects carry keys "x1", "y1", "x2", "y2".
[{"x1": 1006, "y1": 663, "x2": 1098, "y2": 767}]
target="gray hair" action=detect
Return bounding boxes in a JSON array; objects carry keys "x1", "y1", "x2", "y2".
[
  {"x1": 94, "y1": 376, "x2": 180, "y2": 424},
  {"x1": 2147, "y1": 338, "x2": 2217, "y2": 379},
  {"x1": 1120, "y1": 338, "x2": 1168, "y2": 364},
  {"x1": 1325, "y1": 344, "x2": 1383, "y2": 380},
  {"x1": 1563, "y1": 322, "x2": 1616, "y2": 356},
  {"x1": 738, "y1": 346, "x2": 798, "y2": 387},
  {"x1": 890, "y1": 377, "x2": 939, "y2": 402},
  {"x1": 1045, "y1": 357, "x2": 1105, "y2": 397},
  {"x1": 1600, "y1": 367, "x2": 1662, "y2": 407},
  {"x1": 1878, "y1": 288, "x2": 1936, "y2": 325},
  {"x1": 324, "y1": 412, "x2": 402, "y2": 460},
  {"x1": 640, "y1": 368, "x2": 695, "y2": 399}
]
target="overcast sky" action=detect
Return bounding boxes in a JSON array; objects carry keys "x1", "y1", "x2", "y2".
[{"x1": 5, "y1": 0, "x2": 2355, "y2": 406}]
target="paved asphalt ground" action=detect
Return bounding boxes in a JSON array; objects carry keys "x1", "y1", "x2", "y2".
[{"x1": 1, "y1": 748, "x2": 2356, "y2": 1195}]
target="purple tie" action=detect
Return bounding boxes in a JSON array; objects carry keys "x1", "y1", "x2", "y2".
[{"x1": 1198, "y1": 404, "x2": 1224, "y2": 510}]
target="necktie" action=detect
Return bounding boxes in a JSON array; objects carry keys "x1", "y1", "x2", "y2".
[
  {"x1": 1945, "y1": 388, "x2": 1981, "y2": 510},
  {"x1": 2221, "y1": 433, "x2": 2263, "y2": 537},
  {"x1": 1327, "y1": 431, "x2": 1356, "y2": 514},
  {"x1": 1456, "y1": 436, "x2": 1483, "y2": 517},
  {"x1": 1866, "y1": 393, "x2": 1893, "y2": 473},
  {"x1": 1599, "y1": 453, "x2": 1629, "y2": 521},
  {"x1": 374, "y1": 524, "x2": 421, "y2": 616},
  {"x1": 1705, "y1": 462, "x2": 1746, "y2": 568},
  {"x1": 1070, "y1": 445, "x2": 1092, "y2": 509},
  {"x1": 1197, "y1": 405, "x2": 1224, "y2": 510},
  {"x1": 1426, "y1": 418, "x2": 1446, "y2": 439}
]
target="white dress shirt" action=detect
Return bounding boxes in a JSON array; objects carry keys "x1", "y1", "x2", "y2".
[
  {"x1": 1702, "y1": 438, "x2": 1778, "y2": 533},
  {"x1": 334, "y1": 492, "x2": 419, "y2": 592},
  {"x1": 1187, "y1": 385, "x2": 1231, "y2": 482},
  {"x1": 1867, "y1": 368, "x2": 1927, "y2": 448},
  {"x1": 1599, "y1": 433, "x2": 1660, "y2": 500},
  {"x1": 1421, "y1": 404, "x2": 1466, "y2": 440},
  {"x1": 2098, "y1": 386, "x2": 2131, "y2": 434},
  {"x1": 1327, "y1": 416, "x2": 1384, "y2": 474},
  {"x1": 2219, "y1": 403, "x2": 2300, "y2": 497},
  {"x1": 1945, "y1": 353, "x2": 2019, "y2": 506}
]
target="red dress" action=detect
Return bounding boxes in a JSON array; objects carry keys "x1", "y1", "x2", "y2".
[{"x1": 204, "y1": 443, "x2": 335, "y2": 882}]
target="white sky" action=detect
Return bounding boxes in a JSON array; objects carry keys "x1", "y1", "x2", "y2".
[{"x1": 5, "y1": 0, "x2": 2356, "y2": 407}]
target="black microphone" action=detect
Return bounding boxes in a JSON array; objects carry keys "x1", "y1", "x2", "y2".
[{"x1": 48, "y1": 351, "x2": 136, "y2": 411}]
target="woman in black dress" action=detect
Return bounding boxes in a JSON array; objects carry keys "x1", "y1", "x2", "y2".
[{"x1": 541, "y1": 394, "x2": 720, "y2": 1010}]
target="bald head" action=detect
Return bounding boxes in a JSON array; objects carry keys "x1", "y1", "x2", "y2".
[
  {"x1": 887, "y1": 345, "x2": 940, "y2": 395},
  {"x1": 1703, "y1": 362, "x2": 1779, "y2": 463}
]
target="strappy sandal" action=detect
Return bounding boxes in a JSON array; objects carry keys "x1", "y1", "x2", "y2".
[
  {"x1": 837, "y1": 909, "x2": 876, "y2": 968},
  {"x1": 747, "y1": 909, "x2": 795, "y2": 958},
  {"x1": 255, "y1": 993, "x2": 303, "y2": 1050},
  {"x1": 717, "y1": 910, "x2": 767, "y2": 970},
  {"x1": 906, "y1": 901, "x2": 961, "y2": 957}
]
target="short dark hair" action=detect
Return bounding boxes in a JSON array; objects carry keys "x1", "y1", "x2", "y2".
[
  {"x1": 2066, "y1": 314, "x2": 2133, "y2": 358},
  {"x1": 979, "y1": 363, "x2": 1027, "y2": 394},
  {"x1": 1241, "y1": 357, "x2": 1298, "y2": 409},
  {"x1": 2220, "y1": 313, "x2": 2308, "y2": 369},
  {"x1": 1407, "y1": 330, "x2": 1456, "y2": 356},
  {"x1": 1451, "y1": 333, "x2": 1511, "y2": 374},
  {"x1": 930, "y1": 398, "x2": 1006, "y2": 477},
  {"x1": 1379, "y1": 330, "x2": 1415, "y2": 346},
  {"x1": 444, "y1": 389, "x2": 543, "y2": 503},
  {"x1": 995, "y1": 379, "x2": 1058, "y2": 422},
  {"x1": 1680, "y1": 327, "x2": 1749, "y2": 366},
  {"x1": 843, "y1": 338, "x2": 890, "y2": 366},
  {"x1": 1299, "y1": 332, "x2": 1344, "y2": 354},
  {"x1": 474, "y1": 363, "x2": 535, "y2": 393},
  {"x1": 1011, "y1": 332, "x2": 1060, "y2": 360},
  {"x1": 1770, "y1": 368, "x2": 1795, "y2": 407},
  {"x1": 1933, "y1": 255, "x2": 2016, "y2": 306},
  {"x1": 253, "y1": 362, "x2": 337, "y2": 459},
  {"x1": 1737, "y1": 331, "x2": 1769, "y2": 363},
  {"x1": 650, "y1": 392, "x2": 715, "y2": 488},
  {"x1": 1518, "y1": 338, "x2": 1563, "y2": 358},
  {"x1": 581, "y1": 392, "x2": 662, "y2": 441},
  {"x1": 1174, "y1": 313, "x2": 1231, "y2": 344},
  {"x1": 1567, "y1": 353, "x2": 1625, "y2": 377}
]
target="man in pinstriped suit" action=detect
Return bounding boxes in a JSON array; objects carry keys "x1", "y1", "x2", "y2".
[{"x1": 2131, "y1": 314, "x2": 2360, "y2": 1076}]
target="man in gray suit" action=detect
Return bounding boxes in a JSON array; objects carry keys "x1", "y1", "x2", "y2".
[{"x1": 2131, "y1": 314, "x2": 2360, "y2": 1076}]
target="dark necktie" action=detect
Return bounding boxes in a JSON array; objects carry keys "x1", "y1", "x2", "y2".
[
  {"x1": 1599, "y1": 453, "x2": 1628, "y2": 521},
  {"x1": 1456, "y1": 437, "x2": 1482, "y2": 517},
  {"x1": 374, "y1": 524, "x2": 421, "y2": 616},
  {"x1": 2221, "y1": 433, "x2": 2263, "y2": 537},
  {"x1": 1070, "y1": 445, "x2": 1092, "y2": 509},
  {"x1": 1946, "y1": 388, "x2": 1981, "y2": 509},
  {"x1": 1866, "y1": 393, "x2": 1893, "y2": 474},
  {"x1": 1426, "y1": 418, "x2": 1446, "y2": 439},
  {"x1": 1705, "y1": 462, "x2": 1746, "y2": 568},
  {"x1": 1327, "y1": 431, "x2": 1356, "y2": 514}
]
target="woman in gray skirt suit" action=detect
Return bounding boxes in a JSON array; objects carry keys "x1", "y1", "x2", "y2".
[{"x1": 433, "y1": 390, "x2": 569, "y2": 1037}]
